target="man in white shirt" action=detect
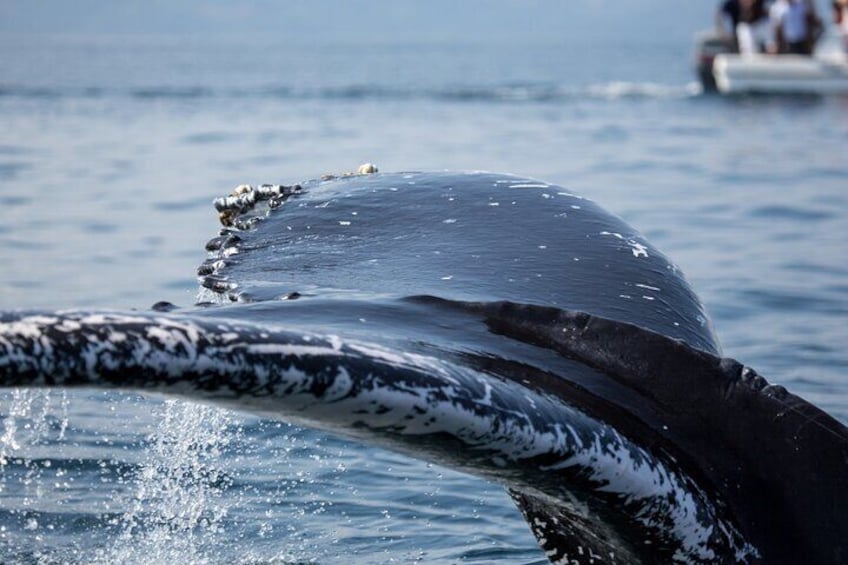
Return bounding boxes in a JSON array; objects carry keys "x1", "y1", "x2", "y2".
[{"x1": 769, "y1": 0, "x2": 822, "y2": 54}]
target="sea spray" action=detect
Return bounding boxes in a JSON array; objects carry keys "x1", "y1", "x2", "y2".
[
  {"x1": 0, "y1": 387, "x2": 350, "y2": 564},
  {"x1": 0, "y1": 390, "x2": 68, "y2": 463},
  {"x1": 0, "y1": 389, "x2": 70, "y2": 496},
  {"x1": 94, "y1": 399, "x2": 239, "y2": 565},
  {"x1": 0, "y1": 390, "x2": 72, "y2": 560}
]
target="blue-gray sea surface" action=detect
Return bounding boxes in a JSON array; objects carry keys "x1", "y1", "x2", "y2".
[{"x1": 0, "y1": 33, "x2": 846, "y2": 564}]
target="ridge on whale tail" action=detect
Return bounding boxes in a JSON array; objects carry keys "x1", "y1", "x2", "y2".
[{"x1": 1, "y1": 170, "x2": 847, "y2": 564}]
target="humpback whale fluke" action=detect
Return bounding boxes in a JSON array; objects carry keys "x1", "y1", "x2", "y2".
[{"x1": 1, "y1": 171, "x2": 846, "y2": 564}]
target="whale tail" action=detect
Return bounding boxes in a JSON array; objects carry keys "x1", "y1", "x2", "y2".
[{"x1": 1, "y1": 305, "x2": 846, "y2": 564}]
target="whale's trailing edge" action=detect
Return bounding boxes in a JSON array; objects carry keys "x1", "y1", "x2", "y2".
[
  {"x1": 467, "y1": 298, "x2": 848, "y2": 564},
  {"x1": 1, "y1": 170, "x2": 847, "y2": 564}
]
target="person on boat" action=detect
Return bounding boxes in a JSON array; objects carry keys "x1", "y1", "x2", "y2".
[
  {"x1": 717, "y1": 0, "x2": 744, "y2": 50},
  {"x1": 716, "y1": 0, "x2": 772, "y2": 54},
  {"x1": 834, "y1": 0, "x2": 848, "y2": 50},
  {"x1": 736, "y1": 0, "x2": 773, "y2": 54},
  {"x1": 769, "y1": 0, "x2": 823, "y2": 55}
]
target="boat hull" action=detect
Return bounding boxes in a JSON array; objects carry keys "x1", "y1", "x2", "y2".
[{"x1": 713, "y1": 53, "x2": 848, "y2": 94}]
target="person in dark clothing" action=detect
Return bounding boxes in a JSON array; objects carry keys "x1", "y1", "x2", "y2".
[
  {"x1": 717, "y1": 0, "x2": 770, "y2": 53},
  {"x1": 717, "y1": 0, "x2": 743, "y2": 49}
]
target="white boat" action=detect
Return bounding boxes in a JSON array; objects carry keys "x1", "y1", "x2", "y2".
[{"x1": 694, "y1": 30, "x2": 848, "y2": 94}]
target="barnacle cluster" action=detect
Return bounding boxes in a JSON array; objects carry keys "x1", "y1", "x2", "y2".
[{"x1": 200, "y1": 163, "x2": 379, "y2": 300}]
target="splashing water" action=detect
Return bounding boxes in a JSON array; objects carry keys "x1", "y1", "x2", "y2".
[
  {"x1": 0, "y1": 393, "x2": 247, "y2": 563},
  {"x1": 0, "y1": 390, "x2": 71, "y2": 561},
  {"x1": 0, "y1": 391, "x2": 357, "y2": 564},
  {"x1": 0, "y1": 390, "x2": 69, "y2": 463},
  {"x1": 93, "y1": 399, "x2": 239, "y2": 565}
]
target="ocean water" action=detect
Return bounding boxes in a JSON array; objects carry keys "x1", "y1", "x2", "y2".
[{"x1": 0, "y1": 30, "x2": 847, "y2": 564}]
